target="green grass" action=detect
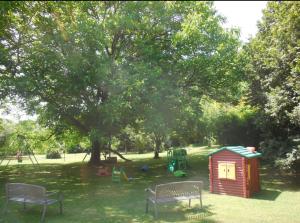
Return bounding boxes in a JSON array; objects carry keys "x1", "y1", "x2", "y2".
[{"x1": 0, "y1": 146, "x2": 299, "y2": 223}]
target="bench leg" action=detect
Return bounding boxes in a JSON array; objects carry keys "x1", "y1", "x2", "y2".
[
  {"x1": 59, "y1": 192, "x2": 64, "y2": 214},
  {"x1": 189, "y1": 199, "x2": 191, "y2": 207},
  {"x1": 145, "y1": 199, "x2": 149, "y2": 213},
  {"x1": 59, "y1": 200, "x2": 63, "y2": 214},
  {"x1": 200, "y1": 196, "x2": 203, "y2": 209},
  {"x1": 41, "y1": 205, "x2": 47, "y2": 223},
  {"x1": 154, "y1": 203, "x2": 158, "y2": 218},
  {"x1": 2, "y1": 200, "x2": 9, "y2": 215}
]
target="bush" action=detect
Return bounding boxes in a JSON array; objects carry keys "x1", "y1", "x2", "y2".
[
  {"x1": 46, "y1": 150, "x2": 61, "y2": 159},
  {"x1": 269, "y1": 136, "x2": 300, "y2": 173},
  {"x1": 275, "y1": 147, "x2": 300, "y2": 173},
  {"x1": 260, "y1": 138, "x2": 290, "y2": 160},
  {"x1": 67, "y1": 145, "x2": 85, "y2": 154},
  {"x1": 169, "y1": 132, "x2": 187, "y2": 147},
  {"x1": 216, "y1": 112, "x2": 261, "y2": 147},
  {"x1": 117, "y1": 127, "x2": 154, "y2": 154}
]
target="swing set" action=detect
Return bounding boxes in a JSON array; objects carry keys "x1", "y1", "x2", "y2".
[{"x1": 0, "y1": 134, "x2": 39, "y2": 168}]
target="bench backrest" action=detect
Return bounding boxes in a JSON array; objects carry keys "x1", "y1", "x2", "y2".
[
  {"x1": 155, "y1": 181, "x2": 203, "y2": 200},
  {"x1": 6, "y1": 183, "x2": 46, "y2": 200}
]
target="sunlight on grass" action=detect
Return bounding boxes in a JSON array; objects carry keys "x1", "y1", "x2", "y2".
[{"x1": 0, "y1": 145, "x2": 217, "y2": 167}]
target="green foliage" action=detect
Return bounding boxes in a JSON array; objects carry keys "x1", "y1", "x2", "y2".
[
  {"x1": 264, "y1": 136, "x2": 300, "y2": 172},
  {"x1": 0, "y1": 1, "x2": 243, "y2": 162},
  {"x1": 56, "y1": 129, "x2": 90, "y2": 153},
  {"x1": 277, "y1": 146, "x2": 300, "y2": 173},
  {"x1": 67, "y1": 145, "x2": 86, "y2": 154},
  {"x1": 245, "y1": 2, "x2": 300, "y2": 170},
  {"x1": 0, "y1": 119, "x2": 10, "y2": 149},
  {"x1": 198, "y1": 100, "x2": 261, "y2": 147},
  {"x1": 117, "y1": 126, "x2": 153, "y2": 154},
  {"x1": 0, "y1": 119, "x2": 61, "y2": 155},
  {"x1": 215, "y1": 103, "x2": 261, "y2": 147},
  {"x1": 171, "y1": 97, "x2": 260, "y2": 147},
  {"x1": 246, "y1": 1, "x2": 300, "y2": 132},
  {"x1": 46, "y1": 150, "x2": 61, "y2": 159}
]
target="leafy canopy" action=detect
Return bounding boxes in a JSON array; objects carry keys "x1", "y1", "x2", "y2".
[
  {"x1": 246, "y1": 1, "x2": 300, "y2": 130},
  {"x1": 0, "y1": 2, "x2": 242, "y2": 161}
]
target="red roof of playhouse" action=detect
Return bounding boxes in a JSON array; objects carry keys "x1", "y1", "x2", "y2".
[{"x1": 208, "y1": 146, "x2": 262, "y2": 158}]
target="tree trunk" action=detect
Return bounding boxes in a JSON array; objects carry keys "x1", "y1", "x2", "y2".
[
  {"x1": 89, "y1": 140, "x2": 101, "y2": 165},
  {"x1": 154, "y1": 137, "x2": 161, "y2": 159}
]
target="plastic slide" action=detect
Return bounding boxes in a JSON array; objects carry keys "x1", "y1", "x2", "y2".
[
  {"x1": 174, "y1": 170, "x2": 187, "y2": 177},
  {"x1": 121, "y1": 170, "x2": 129, "y2": 181}
]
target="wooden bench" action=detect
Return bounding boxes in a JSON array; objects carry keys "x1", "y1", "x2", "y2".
[
  {"x1": 145, "y1": 181, "x2": 203, "y2": 217},
  {"x1": 3, "y1": 183, "x2": 63, "y2": 223}
]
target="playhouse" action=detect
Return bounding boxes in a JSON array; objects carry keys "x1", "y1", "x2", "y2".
[{"x1": 208, "y1": 146, "x2": 261, "y2": 198}]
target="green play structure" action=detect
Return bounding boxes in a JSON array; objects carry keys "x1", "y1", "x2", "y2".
[
  {"x1": 167, "y1": 149, "x2": 188, "y2": 175},
  {"x1": 112, "y1": 166, "x2": 130, "y2": 182}
]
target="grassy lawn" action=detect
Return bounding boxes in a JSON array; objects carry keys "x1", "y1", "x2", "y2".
[{"x1": 0, "y1": 146, "x2": 299, "y2": 223}]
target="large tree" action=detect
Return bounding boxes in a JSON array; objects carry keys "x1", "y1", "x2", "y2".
[
  {"x1": 0, "y1": 2, "x2": 242, "y2": 163},
  {"x1": 245, "y1": 2, "x2": 300, "y2": 171},
  {"x1": 246, "y1": 1, "x2": 300, "y2": 136}
]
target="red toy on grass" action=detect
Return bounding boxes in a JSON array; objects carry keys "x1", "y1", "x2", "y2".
[{"x1": 96, "y1": 166, "x2": 111, "y2": 176}]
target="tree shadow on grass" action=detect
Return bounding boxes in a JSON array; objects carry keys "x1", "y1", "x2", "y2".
[
  {"x1": 147, "y1": 204, "x2": 216, "y2": 222},
  {"x1": 0, "y1": 204, "x2": 50, "y2": 223},
  {"x1": 0, "y1": 212, "x2": 22, "y2": 223},
  {"x1": 4, "y1": 154, "x2": 300, "y2": 222},
  {"x1": 0, "y1": 156, "x2": 215, "y2": 222},
  {"x1": 260, "y1": 166, "x2": 300, "y2": 192}
]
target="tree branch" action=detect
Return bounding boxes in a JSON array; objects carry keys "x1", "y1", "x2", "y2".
[
  {"x1": 39, "y1": 131, "x2": 56, "y2": 142},
  {"x1": 61, "y1": 114, "x2": 90, "y2": 134},
  {"x1": 107, "y1": 148, "x2": 132, "y2": 162}
]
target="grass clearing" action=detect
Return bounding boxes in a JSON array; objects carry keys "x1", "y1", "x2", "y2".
[{"x1": 0, "y1": 146, "x2": 299, "y2": 223}]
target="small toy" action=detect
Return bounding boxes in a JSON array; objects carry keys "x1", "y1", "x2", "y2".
[
  {"x1": 141, "y1": 165, "x2": 149, "y2": 172},
  {"x1": 96, "y1": 166, "x2": 111, "y2": 176}
]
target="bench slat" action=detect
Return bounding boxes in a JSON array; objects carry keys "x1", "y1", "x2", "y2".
[
  {"x1": 149, "y1": 195, "x2": 201, "y2": 203},
  {"x1": 9, "y1": 197, "x2": 58, "y2": 205}
]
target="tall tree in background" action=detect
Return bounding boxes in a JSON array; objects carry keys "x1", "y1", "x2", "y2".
[
  {"x1": 0, "y1": 2, "x2": 242, "y2": 163},
  {"x1": 0, "y1": 119, "x2": 7, "y2": 149},
  {"x1": 245, "y1": 2, "x2": 300, "y2": 170},
  {"x1": 246, "y1": 1, "x2": 300, "y2": 137}
]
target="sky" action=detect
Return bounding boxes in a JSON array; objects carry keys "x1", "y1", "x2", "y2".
[
  {"x1": 0, "y1": 1, "x2": 268, "y2": 122},
  {"x1": 214, "y1": 1, "x2": 268, "y2": 42}
]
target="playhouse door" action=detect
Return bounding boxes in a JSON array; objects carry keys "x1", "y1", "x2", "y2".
[
  {"x1": 226, "y1": 163, "x2": 236, "y2": 180},
  {"x1": 218, "y1": 162, "x2": 227, "y2": 179}
]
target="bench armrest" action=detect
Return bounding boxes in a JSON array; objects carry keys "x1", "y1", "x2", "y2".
[
  {"x1": 46, "y1": 191, "x2": 64, "y2": 201},
  {"x1": 46, "y1": 191, "x2": 58, "y2": 196},
  {"x1": 145, "y1": 188, "x2": 155, "y2": 195}
]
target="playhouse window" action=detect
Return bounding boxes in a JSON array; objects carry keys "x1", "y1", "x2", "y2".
[{"x1": 218, "y1": 162, "x2": 236, "y2": 180}]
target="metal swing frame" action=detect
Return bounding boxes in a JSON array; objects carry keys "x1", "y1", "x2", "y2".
[{"x1": 0, "y1": 135, "x2": 39, "y2": 169}]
